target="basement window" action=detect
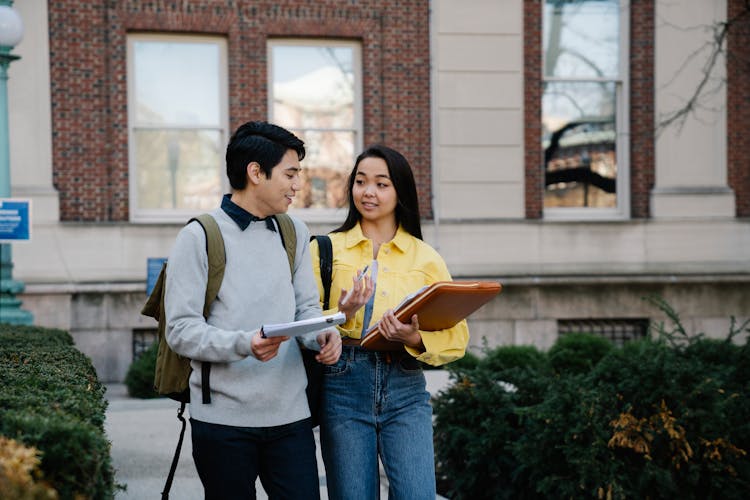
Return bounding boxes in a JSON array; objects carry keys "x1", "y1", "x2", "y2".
[{"x1": 557, "y1": 318, "x2": 648, "y2": 347}]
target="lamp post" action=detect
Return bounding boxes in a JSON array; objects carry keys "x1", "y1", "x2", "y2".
[{"x1": 0, "y1": 0, "x2": 33, "y2": 325}]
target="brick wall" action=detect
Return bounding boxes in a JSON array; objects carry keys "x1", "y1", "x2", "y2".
[
  {"x1": 523, "y1": 0, "x2": 543, "y2": 219},
  {"x1": 523, "y1": 0, "x2": 655, "y2": 219},
  {"x1": 728, "y1": 0, "x2": 750, "y2": 217},
  {"x1": 48, "y1": 0, "x2": 432, "y2": 221},
  {"x1": 629, "y1": 0, "x2": 655, "y2": 219}
]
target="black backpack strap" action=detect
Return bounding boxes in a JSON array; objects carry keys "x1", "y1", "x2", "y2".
[
  {"x1": 311, "y1": 235, "x2": 333, "y2": 310},
  {"x1": 161, "y1": 401, "x2": 187, "y2": 500}
]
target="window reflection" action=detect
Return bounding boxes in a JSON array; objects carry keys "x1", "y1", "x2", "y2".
[
  {"x1": 134, "y1": 41, "x2": 221, "y2": 126},
  {"x1": 134, "y1": 129, "x2": 222, "y2": 210},
  {"x1": 542, "y1": 0, "x2": 621, "y2": 211},
  {"x1": 130, "y1": 36, "x2": 225, "y2": 215},
  {"x1": 270, "y1": 42, "x2": 360, "y2": 209},
  {"x1": 543, "y1": 82, "x2": 617, "y2": 208},
  {"x1": 543, "y1": 0, "x2": 619, "y2": 79}
]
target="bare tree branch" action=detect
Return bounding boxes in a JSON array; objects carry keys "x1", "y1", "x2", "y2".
[{"x1": 656, "y1": 3, "x2": 750, "y2": 136}]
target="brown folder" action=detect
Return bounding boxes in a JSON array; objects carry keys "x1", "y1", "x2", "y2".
[{"x1": 360, "y1": 281, "x2": 502, "y2": 351}]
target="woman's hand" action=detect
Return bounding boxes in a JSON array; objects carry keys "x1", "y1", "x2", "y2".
[
  {"x1": 337, "y1": 268, "x2": 374, "y2": 320},
  {"x1": 378, "y1": 311, "x2": 423, "y2": 350}
]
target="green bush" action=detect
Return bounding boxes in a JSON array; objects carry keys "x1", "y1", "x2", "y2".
[
  {"x1": 0, "y1": 324, "x2": 118, "y2": 499},
  {"x1": 434, "y1": 344, "x2": 551, "y2": 499},
  {"x1": 513, "y1": 338, "x2": 750, "y2": 498},
  {"x1": 124, "y1": 341, "x2": 160, "y2": 399},
  {"x1": 547, "y1": 331, "x2": 613, "y2": 375},
  {"x1": 433, "y1": 305, "x2": 750, "y2": 499}
]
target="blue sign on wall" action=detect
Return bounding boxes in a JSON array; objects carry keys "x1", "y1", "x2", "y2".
[
  {"x1": 0, "y1": 199, "x2": 31, "y2": 242},
  {"x1": 146, "y1": 257, "x2": 168, "y2": 295}
]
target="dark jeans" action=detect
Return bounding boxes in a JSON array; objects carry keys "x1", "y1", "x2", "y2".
[{"x1": 190, "y1": 417, "x2": 320, "y2": 500}]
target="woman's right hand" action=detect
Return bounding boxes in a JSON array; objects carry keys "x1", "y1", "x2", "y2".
[{"x1": 337, "y1": 269, "x2": 374, "y2": 320}]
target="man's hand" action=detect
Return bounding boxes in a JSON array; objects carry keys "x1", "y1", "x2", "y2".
[
  {"x1": 251, "y1": 331, "x2": 288, "y2": 362},
  {"x1": 315, "y1": 329, "x2": 342, "y2": 365}
]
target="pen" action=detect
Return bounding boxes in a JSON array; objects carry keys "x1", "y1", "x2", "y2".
[{"x1": 340, "y1": 264, "x2": 370, "y2": 306}]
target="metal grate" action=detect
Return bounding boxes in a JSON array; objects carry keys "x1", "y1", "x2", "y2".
[
  {"x1": 132, "y1": 328, "x2": 157, "y2": 361},
  {"x1": 557, "y1": 318, "x2": 648, "y2": 347}
]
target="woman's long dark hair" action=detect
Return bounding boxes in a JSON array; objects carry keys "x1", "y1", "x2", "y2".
[{"x1": 332, "y1": 145, "x2": 422, "y2": 240}]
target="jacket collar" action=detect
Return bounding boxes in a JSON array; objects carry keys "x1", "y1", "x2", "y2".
[{"x1": 344, "y1": 221, "x2": 413, "y2": 253}]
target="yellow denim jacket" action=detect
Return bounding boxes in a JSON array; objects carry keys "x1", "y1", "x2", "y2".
[{"x1": 310, "y1": 223, "x2": 469, "y2": 367}]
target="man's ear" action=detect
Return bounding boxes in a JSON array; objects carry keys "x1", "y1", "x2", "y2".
[{"x1": 246, "y1": 162, "x2": 265, "y2": 185}]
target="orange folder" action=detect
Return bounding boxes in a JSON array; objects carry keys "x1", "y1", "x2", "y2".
[{"x1": 360, "y1": 281, "x2": 502, "y2": 351}]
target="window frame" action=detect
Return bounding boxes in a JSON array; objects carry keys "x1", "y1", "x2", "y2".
[
  {"x1": 127, "y1": 33, "x2": 229, "y2": 223},
  {"x1": 267, "y1": 38, "x2": 364, "y2": 223},
  {"x1": 542, "y1": 2, "x2": 630, "y2": 220}
]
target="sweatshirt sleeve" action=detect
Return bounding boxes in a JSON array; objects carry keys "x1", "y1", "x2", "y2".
[{"x1": 164, "y1": 222, "x2": 256, "y2": 362}]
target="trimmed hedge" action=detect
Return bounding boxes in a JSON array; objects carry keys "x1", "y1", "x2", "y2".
[
  {"x1": 0, "y1": 324, "x2": 117, "y2": 499},
  {"x1": 433, "y1": 313, "x2": 750, "y2": 499}
]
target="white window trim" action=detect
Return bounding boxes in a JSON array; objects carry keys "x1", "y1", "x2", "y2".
[
  {"x1": 542, "y1": 3, "x2": 630, "y2": 221},
  {"x1": 267, "y1": 38, "x2": 363, "y2": 224},
  {"x1": 127, "y1": 33, "x2": 229, "y2": 223}
]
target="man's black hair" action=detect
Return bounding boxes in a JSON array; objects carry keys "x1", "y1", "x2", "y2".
[{"x1": 225, "y1": 121, "x2": 305, "y2": 189}]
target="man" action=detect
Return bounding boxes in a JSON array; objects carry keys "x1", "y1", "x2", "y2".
[{"x1": 164, "y1": 121, "x2": 341, "y2": 499}]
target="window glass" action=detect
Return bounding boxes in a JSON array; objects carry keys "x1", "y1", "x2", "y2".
[
  {"x1": 542, "y1": 0, "x2": 623, "y2": 214},
  {"x1": 129, "y1": 35, "x2": 226, "y2": 218},
  {"x1": 543, "y1": 0, "x2": 620, "y2": 78},
  {"x1": 270, "y1": 41, "x2": 361, "y2": 210},
  {"x1": 134, "y1": 129, "x2": 223, "y2": 211},
  {"x1": 133, "y1": 41, "x2": 221, "y2": 126},
  {"x1": 543, "y1": 82, "x2": 616, "y2": 208}
]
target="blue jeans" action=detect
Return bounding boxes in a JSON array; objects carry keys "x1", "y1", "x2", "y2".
[
  {"x1": 191, "y1": 417, "x2": 320, "y2": 500},
  {"x1": 320, "y1": 346, "x2": 435, "y2": 500}
]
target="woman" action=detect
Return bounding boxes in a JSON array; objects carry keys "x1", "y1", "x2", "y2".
[{"x1": 310, "y1": 145, "x2": 469, "y2": 499}]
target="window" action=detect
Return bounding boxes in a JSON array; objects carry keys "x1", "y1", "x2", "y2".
[
  {"x1": 127, "y1": 34, "x2": 228, "y2": 222},
  {"x1": 558, "y1": 318, "x2": 648, "y2": 347},
  {"x1": 132, "y1": 328, "x2": 157, "y2": 361},
  {"x1": 268, "y1": 40, "x2": 363, "y2": 216},
  {"x1": 542, "y1": 0, "x2": 629, "y2": 218}
]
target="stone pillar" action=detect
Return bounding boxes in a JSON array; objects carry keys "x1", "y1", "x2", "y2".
[{"x1": 653, "y1": 0, "x2": 735, "y2": 218}]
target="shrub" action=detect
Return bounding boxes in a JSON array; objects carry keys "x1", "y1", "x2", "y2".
[
  {"x1": 124, "y1": 341, "x2": 160, "y2": 399},
  {"x1": 514, "y1": 338, "x2": 750, "y2": 498},
  {"x1": 434, "y1": 344, "x2": 551, "y2": 499},
  {"x1": 547, "y1": 331, "x2": 613, "y2": 375},
  {"x1": 482, "y1": 344, "x2": 548, "y2": 373},
  {"x1": 0, "y1": 324, "x2": 118, "y2": 499},
  {"x1": 0, "y1": 436, "x2": 58, "y2": 499},
  {"x1": 433, "y1": 301, "x2": 750, "y2": 499}
]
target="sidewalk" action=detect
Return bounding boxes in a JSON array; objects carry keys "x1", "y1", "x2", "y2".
[{"x1": 105, "y1": 371, "x2": 452, "y2": 499}]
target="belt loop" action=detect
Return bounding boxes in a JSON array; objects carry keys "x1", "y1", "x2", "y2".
[{"x1": 386, "y1": 352, "x2": 392, "y2": 364}]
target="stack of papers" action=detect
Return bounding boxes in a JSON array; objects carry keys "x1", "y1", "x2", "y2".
[{"x1": 261, "y1": 312, "x2": 346, "y2": 338}]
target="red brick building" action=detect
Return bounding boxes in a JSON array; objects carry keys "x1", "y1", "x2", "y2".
[{"x1": 6, "y1": 1, "x2": 749, "y2": 381}]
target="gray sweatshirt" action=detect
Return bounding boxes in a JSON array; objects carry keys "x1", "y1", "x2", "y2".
[{"x1": 164, "y1": 207, "x2": 321, "y2": 427}]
